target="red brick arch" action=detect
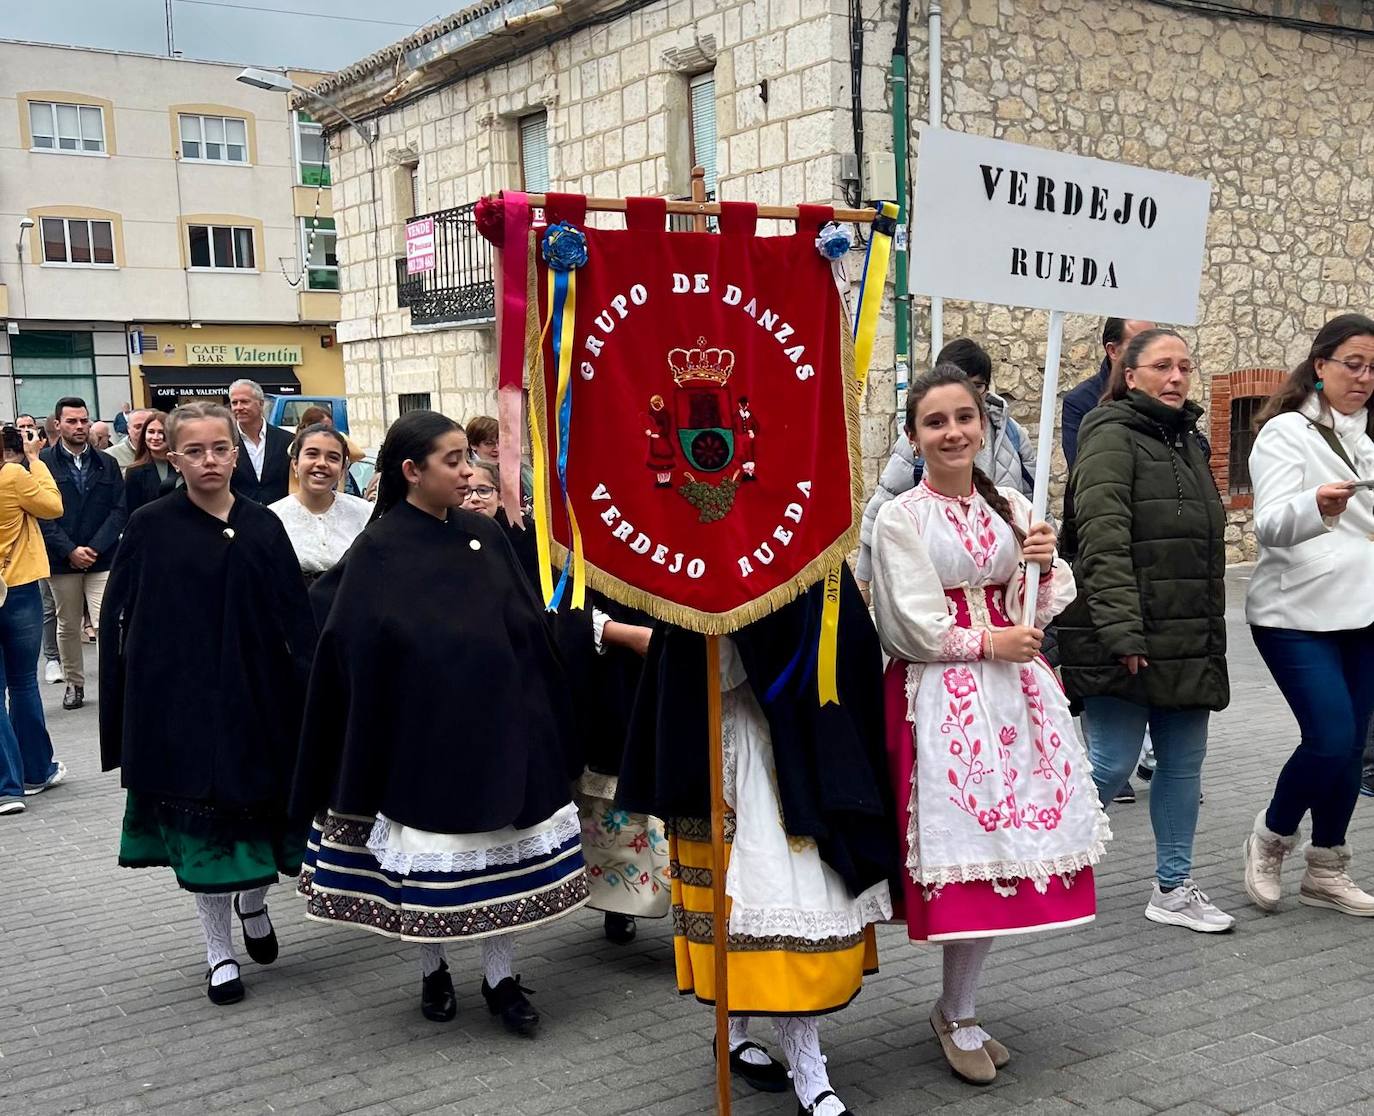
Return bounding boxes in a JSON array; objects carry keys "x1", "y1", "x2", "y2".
[{"x1": 1209, "y1": 368, "x2": 1287, "y2": 509}]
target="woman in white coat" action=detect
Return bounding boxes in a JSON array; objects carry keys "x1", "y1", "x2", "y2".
[{"x1": 1243, "y1": 313, "x2": 1374, "y2": 917}]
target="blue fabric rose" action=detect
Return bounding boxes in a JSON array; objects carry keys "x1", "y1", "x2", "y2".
[
  {"x1": 542, "y1": 222, "x2": 589, "y2": 271},
  {"x1": 816, "y1": 222, "x2": 852, "y2": 260}
]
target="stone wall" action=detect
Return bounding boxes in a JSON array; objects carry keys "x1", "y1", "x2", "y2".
[
  {"x1": 891, "y1": 0, "x2": 1374, "y2": 561},
  {"x1": 330, "y1": 0, "x2": 1374, "y2": 563}
]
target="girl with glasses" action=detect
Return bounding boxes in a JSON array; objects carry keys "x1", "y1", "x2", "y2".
[{"x1": 99, "y1": 402, "x2": 317, "y2": 1005}]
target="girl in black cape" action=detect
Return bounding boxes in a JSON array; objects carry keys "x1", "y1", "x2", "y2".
[
  {"x1": 617, "y1": 568, "x2": 897, "y2": 1116},
  {"x1": 291, "y1": 411, "x2": 589, "y2": 1037},
  {"x1": 100, "y1": 402, "x2": 317, "y2": 1006},
  {"x1": 469, "y1": 461, "x2": 668, "y2": 945}
]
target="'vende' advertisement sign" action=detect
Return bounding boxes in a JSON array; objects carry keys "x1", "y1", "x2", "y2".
[
  {"x1": 405, "y1": 217, "x2": 436, "y2": 275},
  {"x1": 909, "y1": 127, "x2": 1212, "y2": 324},
  {"x1": 529, "y1": 200, "x2": 861, "y2": 633}
]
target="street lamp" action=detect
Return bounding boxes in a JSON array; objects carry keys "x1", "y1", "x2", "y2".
[
  {"x1": 235, "y1": 67, "x2": 377, "y2": 144},
  {"x1": 235, "y1": 67, "x2": 389, "y2": 425}
]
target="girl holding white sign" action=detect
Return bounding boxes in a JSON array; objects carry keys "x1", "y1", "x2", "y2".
[{"x1": 871, "y1": 365, "x2": 1109, "y2": 1086}]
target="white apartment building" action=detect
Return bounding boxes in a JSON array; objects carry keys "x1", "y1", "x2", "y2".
[{"x1": 0, "y1": 40, "x2": 344, "y2": 422}]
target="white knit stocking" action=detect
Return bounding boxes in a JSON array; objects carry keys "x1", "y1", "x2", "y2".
[
  {"x1": 773, "y1": 1016, "x2": 842, "y2": 1112},
  {"x1": 195, "y1": 893, "x2": 238, "y2": 986},
  {"x1": 939, "y1": 938, "x2": 993, "y2": 1050},
  {"x1": 419, "y1": 943, "x2": 447, "y2": 977},
  {"x1": 235, "y1": 885, "x2": 272, "y2": 939},
  {"x1": 727, "y1": 1015, "x2": 771, "y2": 1065},
  {"x1": 481, "y1": 934, "x2": 514, "y2": 986}
]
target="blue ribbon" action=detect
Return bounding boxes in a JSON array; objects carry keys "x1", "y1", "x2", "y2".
[{"x1": 548, "y1": 267, "x2": 574, "y2": 610}]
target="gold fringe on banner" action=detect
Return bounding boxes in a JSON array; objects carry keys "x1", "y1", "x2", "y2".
[{"x1": 528, "y1": 296, "x2": 864, "y2": 636}]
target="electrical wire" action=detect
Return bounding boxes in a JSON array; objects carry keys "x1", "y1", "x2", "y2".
[
  {"x1": 1139, "y1": 0, "x2": 1374, "y2": 40},
  {"x1": 172, "y1": 0, "x2": 421, "y2": 28}
]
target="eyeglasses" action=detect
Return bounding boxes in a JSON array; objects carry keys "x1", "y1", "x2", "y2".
[
  {"x1": 465, "y1": 485, "x2": 497, "y2": 499},
  {"x1": 170, "y1": 445, "x2": 236, "y2": 465},
  {"x1": 1133, "y1": 359, "x2": 1194, "y2": 376},
  {"x1": 1321, "y1": 356, "x2": 1374, "y2": 379}
]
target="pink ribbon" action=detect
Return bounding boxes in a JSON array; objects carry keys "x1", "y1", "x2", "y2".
[{"x1": 497, "y1": 191, "x2": 531, "y2": 527}]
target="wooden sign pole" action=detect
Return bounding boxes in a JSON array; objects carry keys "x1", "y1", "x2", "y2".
[
  {"x1": 690, "y1": 168, "x2": 734, "y2": 1116},
  {"x1": 1020, "y1": 308, "x2": 1066, "y2": 623}
]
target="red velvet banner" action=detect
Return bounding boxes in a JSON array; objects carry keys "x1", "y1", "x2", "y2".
[{"x1": 530, "y1": 197, "x2": 861, "y2": 633}]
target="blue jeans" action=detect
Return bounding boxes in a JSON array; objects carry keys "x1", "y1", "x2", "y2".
[
  {"x1": 1251, "y1": 625, "x2": 1374, "y2": 848},
  {"x1": 1080, "y1": 696, "x2": 1210, "y2": 888},
  {"x1": 0, "y1": 582, "x2": 57, "y2": 799}
]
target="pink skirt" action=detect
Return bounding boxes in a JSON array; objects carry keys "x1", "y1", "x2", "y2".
[{"x1": 883, "y1": 659, "x2": 1096, "y2": 942}]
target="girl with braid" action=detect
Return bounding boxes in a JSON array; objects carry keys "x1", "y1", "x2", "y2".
[{"x1": 871, "y1": 366, "x2": 1109, "y2": 1085}]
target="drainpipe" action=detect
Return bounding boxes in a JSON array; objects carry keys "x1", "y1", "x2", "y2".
[
  {"x1": 927, "y1": 0, "x2": 943, "y2": 358},
  {"x1": 891, "y1": 0, "x2": 912, "y2": 408}
]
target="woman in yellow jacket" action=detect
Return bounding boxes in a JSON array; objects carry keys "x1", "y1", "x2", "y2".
[{"x1": 0, "y1": 424, "x2": 65, "y2": 815}]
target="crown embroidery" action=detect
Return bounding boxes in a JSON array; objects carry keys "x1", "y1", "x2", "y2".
[{"x1": 669, "y1": 336, "x2": 736, "y2": 386}]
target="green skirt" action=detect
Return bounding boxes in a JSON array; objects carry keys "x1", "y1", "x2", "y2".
[{"x1": 119, "y1": 791, "x2": 305, "y2": 894}]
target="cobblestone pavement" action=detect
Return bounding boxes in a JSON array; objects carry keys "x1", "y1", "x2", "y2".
[{"x1": 3, "y1": 569, "x2": 1373, "y2": 1116}]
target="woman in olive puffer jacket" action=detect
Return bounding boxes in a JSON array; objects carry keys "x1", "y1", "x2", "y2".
[{"x1": 1057, "y1": 328, "x2": 1231, "y2": 934}]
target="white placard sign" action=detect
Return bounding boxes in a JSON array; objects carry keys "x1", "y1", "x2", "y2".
[{"x1": 909, "y1": 127, "x2": 1212, "y2": 324}]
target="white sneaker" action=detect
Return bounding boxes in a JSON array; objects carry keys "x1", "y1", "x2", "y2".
[
  {"x1": 0, "y1": 796, "x2": 25, "y2": 815},
  {"x1": 1145, "y1": 880, "x2": 1235, "y2": 933},
  {"x1": 24, "y1": 760, "x2": 67, "y2": 797},
  {"x1": 44, "y1": 660, "x2": 62, "y2": 684}
]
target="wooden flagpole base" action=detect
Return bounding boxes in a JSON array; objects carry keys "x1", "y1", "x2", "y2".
[{"x1": 705, "y1": 634, "x2": 731, "y2": 1116}]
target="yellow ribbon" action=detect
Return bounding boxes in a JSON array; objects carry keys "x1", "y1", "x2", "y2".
[
  {"x1": 551, "y1": 269, "x2": 587, "y2": 610},
  {"x1": 529, "y1": 270, "x2": 556, "y2": 606},
  {"x1": 818, "y1": 201, "x2": 899, "y2": 705},
  {"x1": 817, "y1": 566, "x2": 844, "y2": 705}
]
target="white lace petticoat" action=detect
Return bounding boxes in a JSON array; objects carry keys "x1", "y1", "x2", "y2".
[{"x1": 366, "y1": 802, "x2": 581, "y2": 875}]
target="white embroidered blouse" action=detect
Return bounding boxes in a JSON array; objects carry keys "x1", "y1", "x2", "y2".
[
  {"x1": 870, "y1": 480, "x2": 1076, "y2": 662},
  {"x1": 269, "y1": 492, "x2": 373, "y2": 574}
]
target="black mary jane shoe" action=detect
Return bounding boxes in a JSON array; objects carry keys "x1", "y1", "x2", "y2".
[
  {"x1": 714, "y1": 1038, "x2": 789, "y2": 1093},
  {"x1": 233, "y1": 895, "x2": 279, "y2": 965},
  {"x1": 798, "y1": 1090, "x2": 853, "y2": 1116},
  {"x1": 481, "y1": 974, "x2": 539, "y2": 1036},
  {"x1": 421, "y1": 959, "x2": 457, "y2": 1022},
  {"x1": 603, "y1": 912, "x2": 637, "y2": 944},
  {"x1": 205, "y1": 959, "x2": 245, "y2": 1006}
]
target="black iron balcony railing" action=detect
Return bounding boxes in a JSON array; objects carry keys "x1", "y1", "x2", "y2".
[
  {"x1": 396, "y1": 193, "x2": 718, "y2": 325},
  {"x1": 395, "y1": 201, "x2": 495, "y2": 326}
]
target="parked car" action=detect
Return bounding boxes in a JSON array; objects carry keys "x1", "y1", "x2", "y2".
[{"x1": 266, "y1": 394, "x2": 350, "y2": 434}]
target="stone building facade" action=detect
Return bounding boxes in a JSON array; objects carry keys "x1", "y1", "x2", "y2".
[{"x1": 312, "y1": 0, "x2": 1374, "y2": 561}]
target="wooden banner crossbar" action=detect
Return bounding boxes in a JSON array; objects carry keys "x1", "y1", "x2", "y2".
[{"x1": 499, "y1": 192, "x2": 878, "y2": 225}]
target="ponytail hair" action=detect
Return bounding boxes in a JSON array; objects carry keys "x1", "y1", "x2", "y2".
[
  {"x1": 904, "y1": 362, "x2": 1025, "y2": 545},
  {"x1": 370, "y1": 409, "x2": 462, "y2": 522}
]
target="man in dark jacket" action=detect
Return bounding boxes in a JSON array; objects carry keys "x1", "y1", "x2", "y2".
[
  {"x1": 1061, "y1": 317, "x2": 1155, "y2": 468},
  {"x1": 229, "y1": 379, "x2": 292, "y2": 504},
  {"x1": 41, "y1": 396, "x2": 126, "y2": 710}
]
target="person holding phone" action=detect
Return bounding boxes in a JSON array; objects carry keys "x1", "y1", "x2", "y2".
[
  {"x1": 1242, "y1": 314, "x2": 1374, "y2": 917},
  {"x1": 0, "y1": 425, "x2": 65, "y2": 815},
  {"x1": 1057, "y1": 329, "x2": 1232, "y2": 933}
]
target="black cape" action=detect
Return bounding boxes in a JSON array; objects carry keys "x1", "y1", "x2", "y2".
[
  {"x1": 617, "y1": 567, "x2": 897, "y2": 898},
  {"x1": 495, "y1": 507, "x2": 648, "y2": 780},
  {"x1": 291, "y1": 500, "x2": 581, "y2": 833},
  {"x1": 99, "y1": 491, "x2": 317, "y2": 809}
]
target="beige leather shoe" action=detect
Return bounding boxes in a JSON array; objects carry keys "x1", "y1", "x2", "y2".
[
  {"x1": 1299, "y1": 844, "x2": 1374, "y2": 916},
  {"x1": 982, "y1": 1034, "x2": 1011, "y2": 1069},
  {"x1": 929, "y1": 1006, "x2": 997, "y2": 1085}
]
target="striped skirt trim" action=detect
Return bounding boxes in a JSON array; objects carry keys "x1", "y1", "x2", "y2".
[{"x1": 299, "y1": 810, "x2": 590, "y2": 942}]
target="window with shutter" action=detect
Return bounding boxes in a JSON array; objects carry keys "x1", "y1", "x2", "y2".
[
  {"x1": 689, "y1": 73, "x2": 718, "y2": 196},
  {"x1": 519, "y1": 112, "x2": 550, "y2": 193}
]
